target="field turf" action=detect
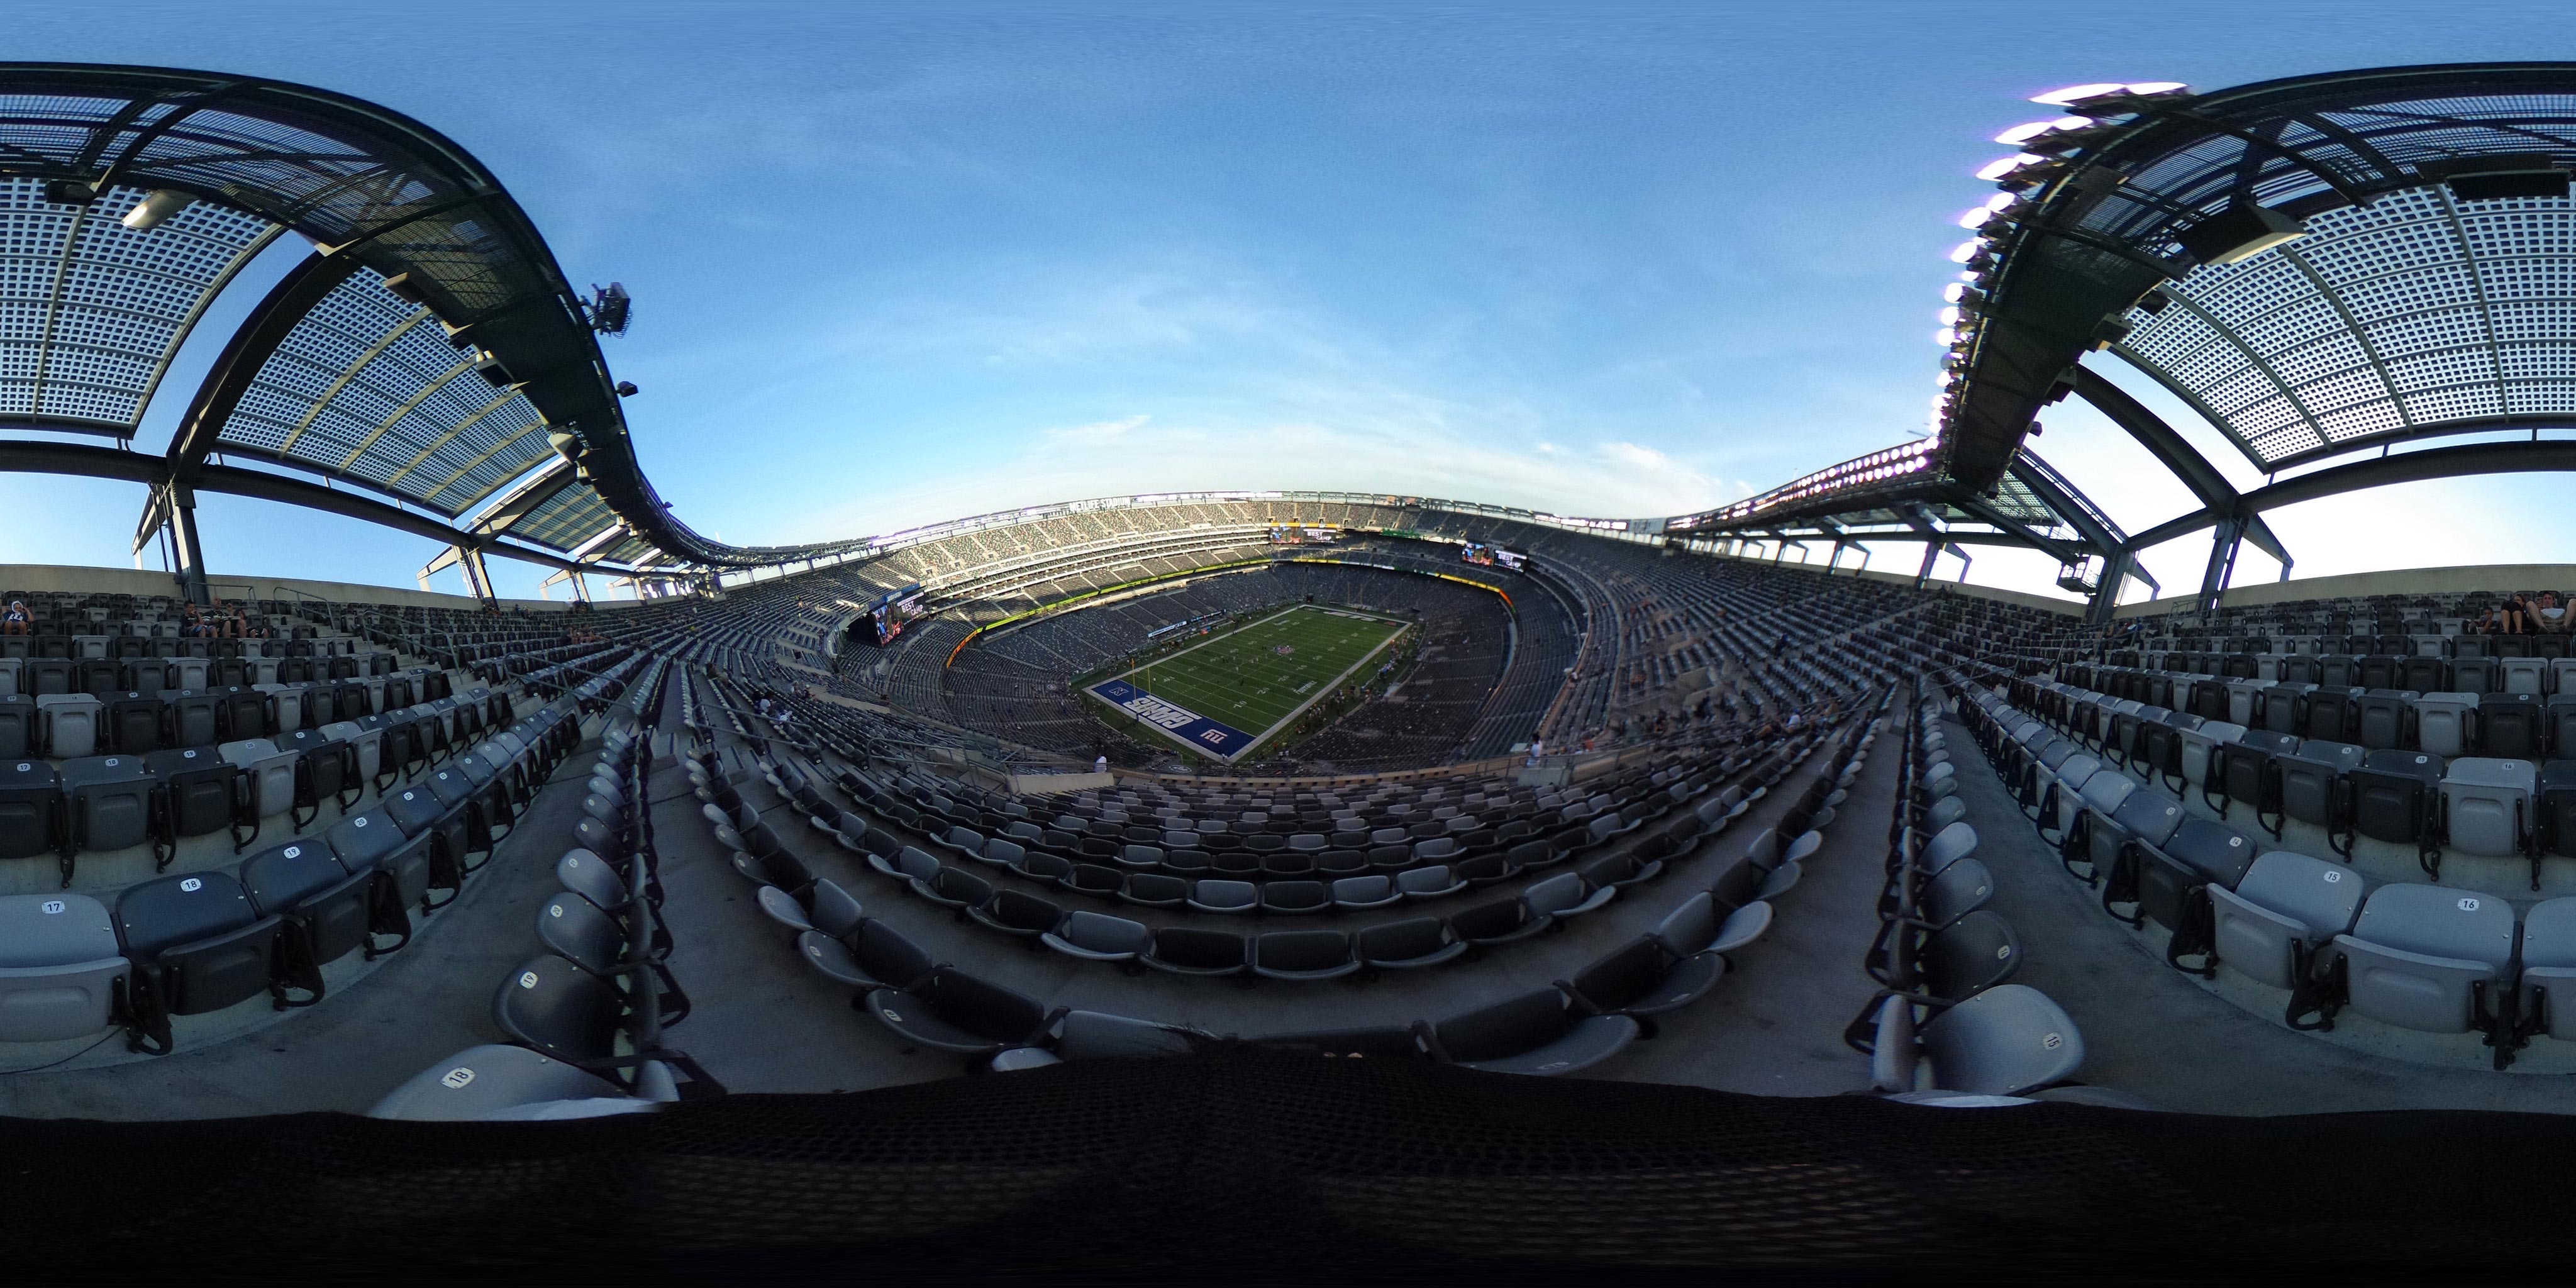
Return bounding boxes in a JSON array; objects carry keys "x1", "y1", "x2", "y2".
[{"x1": 1103, "y1": 604, "x2": 1408, "y2": 752}]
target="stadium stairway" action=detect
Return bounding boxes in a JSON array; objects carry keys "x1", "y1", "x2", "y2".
[{"x1": 1611, "y1": 696, "x2": 1907, "y2": 1092}]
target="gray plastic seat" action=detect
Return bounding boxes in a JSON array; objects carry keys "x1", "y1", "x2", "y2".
[
  {"x1": 1251, "y1": 929, "x2": 1358, "y2": 980},
  {"x1": 1523, "y1": 870, "x2": 1614, "y2": 920},
  {"x1": 1907, "y1": 984, "x2": 2085, "y2": 1095},
  {"x1": 1916, "y1": 821, "x2": 1979, "y2": 879},
  {"x1": 1187, "y1": 879, "x2": 1258, "y2": 914},
  {"x1": 1259, "y1": 879, "x2": 1330, "y2": 915},
  {"x1": 1119, "y1": 872, "x2": 1188, "y2": 908},
  {"x1": 866, "y1": 966, "x2": 1048, "y2": 1056},
  {"x1": 1041, "y1": 910, "x2": 1153, "y2": 963},
  {"x1": 2440, "y1": 757, "x2": 2536, "y2": 858},
  {"x1": 1355, "y1": 916, "x2": 1465, "y2": 970},
  {"x1": 1428, "y1": 987, "x2": 1640, "y2": 1075},
  {"x1": 367, "y1": 1044, "x2": 640, "y2": 1121},
  {"x1": 1331, "y1": 874, "x2": 1402, "y2": 911},
  {"x1": 1568, "y1": 935, "x2": 1726, "y2": 1016},
  {"x1": 1396, "y1": 864, "x2": 1465, "y2": 901},
  {"x1": 0, "y1": 892, "x2": 126, "y2": 1041},
  {"x1": 870, "y1": 844, "x2": 941, "y2": 886},
  {"x1": 2089, "y1": 792, "x2": 2185, "y2": 875},
  {"x1": 2516, "y1": 897, "x2": 2576, "y2": 1041},
  {"x1": 1141, "y1": 926, "x2": 1247, "y2": 976},
  {"x1": 795, "y1": 919, "x2": 935, "y2": 992},
  {"x1": 2331, "y1": 882, "x2": 2517, "y2": 1033},
  {"x1": 2207, "y1": 850, "x2": 2363, "y2": 990},
  {"x1": 993, "y1": 1009, "x2": 1205, "y2": 1070}
]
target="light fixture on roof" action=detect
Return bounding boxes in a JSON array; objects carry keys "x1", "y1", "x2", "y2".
[
  {"x1": 1946, "y1": 239, "x2": 1982, "y2": 264},
  {"x1": 120, "y1": 189, "x2": 191, "y2": 231},
  {"x1": 1977, "y1": 154, "x2": 2045, "y2": 182},
  {"x1": 2029, "y1": 83, "x2": 2128, "y2": 106},
  {"x1": 1994, "y1": 116, "x2": 2089, "y2": 146}
]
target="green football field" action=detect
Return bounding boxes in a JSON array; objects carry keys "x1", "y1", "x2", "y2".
[{"x1": 1103, "y1": 604, "x2": 1409, "y2": 753}]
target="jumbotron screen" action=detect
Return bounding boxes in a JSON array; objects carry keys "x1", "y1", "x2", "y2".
[
  {"x1": 1268, "y1": 525, "x2": 1339, "y2": 545},
  {"x1": 1460, "y1": 542, "x2": 1526, "y2": 572},
  {"x1": 867, "y1": 584, "x2": 927, "y2": 645}
]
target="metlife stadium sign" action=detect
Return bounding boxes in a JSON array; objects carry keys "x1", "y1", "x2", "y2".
[{"x1": 1087, "y1": 678, "x2": 1257, "y2": 758}]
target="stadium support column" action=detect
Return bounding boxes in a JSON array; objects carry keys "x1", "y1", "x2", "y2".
[
  {"x1": 168, "y1": 484, "x2": 209, "y2": 607},
  {"x1": 2199, "y1": 511, "x2": 2245, "y2": 614},
  {"x1": 456, "y1": 543, "x2": 496, "y2": 608},
  {"x1": 2088, "y1": 548, "x2": 2133, "y2": 626}
]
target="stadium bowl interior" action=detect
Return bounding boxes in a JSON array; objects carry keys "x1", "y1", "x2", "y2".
[{"x1": 4, "y1": 57, "x2": 2576, "y2": 1279}]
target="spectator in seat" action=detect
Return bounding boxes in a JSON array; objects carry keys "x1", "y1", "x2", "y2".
[
  {"x1": 2536, "y1": 591, "x2": 2570, "y2": 633},
  {"x1": 0, "y1": 599, "x2": 25, "y2": 635}
]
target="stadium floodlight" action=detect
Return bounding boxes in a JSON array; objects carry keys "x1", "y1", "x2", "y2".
[
  {"x1": 1976, "y1": 153, "x2": 2046, "y2": 181},
  {"x1": 120, "y1": 189, "x2": 190, "y2": 231},
  {"x1": 2029, "y1": 83, "x2": 2128, "y2": 106},
  {"x1": 1943, "y1": 282, "x2": 1968, "y2": 303},
  {"x1": 1956, "y1": 207, "x2": 1993, "y2": 229},
  {"x1": 1946, "y1": 239, "x2": 1982, "y2": 264},
  {"x1": 1938, "y1": 306, "x2": 1962, "y2": 326},
  {"x1": 1994, "y1": 117, "x2": 2087, "y2": 146}
]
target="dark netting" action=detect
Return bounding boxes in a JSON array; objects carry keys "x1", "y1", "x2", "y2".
[{"x1": 8, "y1": 1048, "x2": 2573, "y2": 1280}]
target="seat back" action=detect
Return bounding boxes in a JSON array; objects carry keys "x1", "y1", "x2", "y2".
[
  {"x1": 1918, "y1": 984, "x2": 2084, "y2": 1096},
  {"x1": 493, "y1": 955, "x2": 623, "y2": 1061},
  {"x1": 2482, "y1": 692, "x2": 2543, "y2": 759},
  {"x1": 114, "y1": 870, "x2": 279, "y2": 1016},
  {"x1": 0, "y1": 891, "x2": 125, "y2": 1041},
  {"x1": 2439, "y1": 757, "x2": 2536, "y2": 857},
  {"x1": 61, "y1": 754, "x2": 153, "y2": 855}
]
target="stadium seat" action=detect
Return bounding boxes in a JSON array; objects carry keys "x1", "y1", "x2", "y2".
[
  {"x1": 1186, "y1": 879, "x2": 1258, "y2": 914},
  {"x1": 0, "y1": 892, "x2": 127, "y2": 1041},
  {"x1": 1251, "y1": 929, "x2": 1359, "y2": 980},
  {"x1": 240, "y1": 838, "x2": 384, "y2": 987},
  {"x1": 115, "y1": 870, "x2": 286, "y2": 1050},
  {"x1": 1423, "y1": 987, "x2": 1639, "y2": 1075},
  {"x1": 2325, "y1": 883, "x2": 2516, "y2": 1036},
  {"x1": 368, "y1": 1045, "x2": 642, "y2": 1121},
  {"x1": 1141, "y1": 926, "x2": 1248, "y2": 977},
  {"x1": 866, "y1": 967, "x2": 1049, "y2": 1057},
  {"x1": 1567, "y1": 935, "x2": 1726, "y2": 1019},
  {"x1": 1041, "y1": 910, "x2": 1152, "y2": 964},
  {"x1": 1356, "y1": 916, "x2": 1465, "y2": 970}
]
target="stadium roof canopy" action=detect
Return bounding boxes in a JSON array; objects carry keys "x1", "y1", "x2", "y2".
[
  {"x1": 0, "y1": 62, "x2": 865, "y2": 596},
  {"x1": 1671, "y1": 64, "x2": 2576, "y2": 618}
]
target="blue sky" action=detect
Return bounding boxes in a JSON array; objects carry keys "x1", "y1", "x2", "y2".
[{"x1": 8, "y1": 1, "x2": 2576, "y2": 601}]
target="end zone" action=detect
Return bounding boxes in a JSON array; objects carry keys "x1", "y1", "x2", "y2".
[{"x1": 1087, "y1": 677, "x2": 1258, "y2": 759}]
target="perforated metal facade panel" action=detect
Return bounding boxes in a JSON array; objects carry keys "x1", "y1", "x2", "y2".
[
  {"x1": 214, "y1": 270, "x2": 553, "y2": 516},
  {"x1": 2117, "y1": 187, "x2": 2576, "y2": 467},
  {"x1": 0, "y1": 177, "x2": 271, "y2": 430},
  {"x1": 510, "y1": 480, "x2": 619, "y2": 552}
]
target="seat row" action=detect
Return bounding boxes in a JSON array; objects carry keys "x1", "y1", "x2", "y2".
[
  {"x1": 1853, "y1": 684, "x2": 2123, "y2": 1108},
  {"x1": 0, "y1": 696, "x2": 583, "y2": 1055},
  {"x1": 1968, "y1": 677, "x2": 2576, "y2": 1072},
  {"x1": 706, "y1": 692, "x2": 1885, "y2": 1074},
  {"x1": 2011, "y1": 672, "x2": 2569, "y2": 889},
  {"x1": 373, "y1": 655, "x2": 728, "y2": 1120}
]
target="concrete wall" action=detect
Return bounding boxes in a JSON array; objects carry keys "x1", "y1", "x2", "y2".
[
  {"x1": 0, "y1": 563, "x2": 643, "y2": 613},
  {"x1": 2116, "y1": 562, "x2": 2576, "y2": 615}
]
